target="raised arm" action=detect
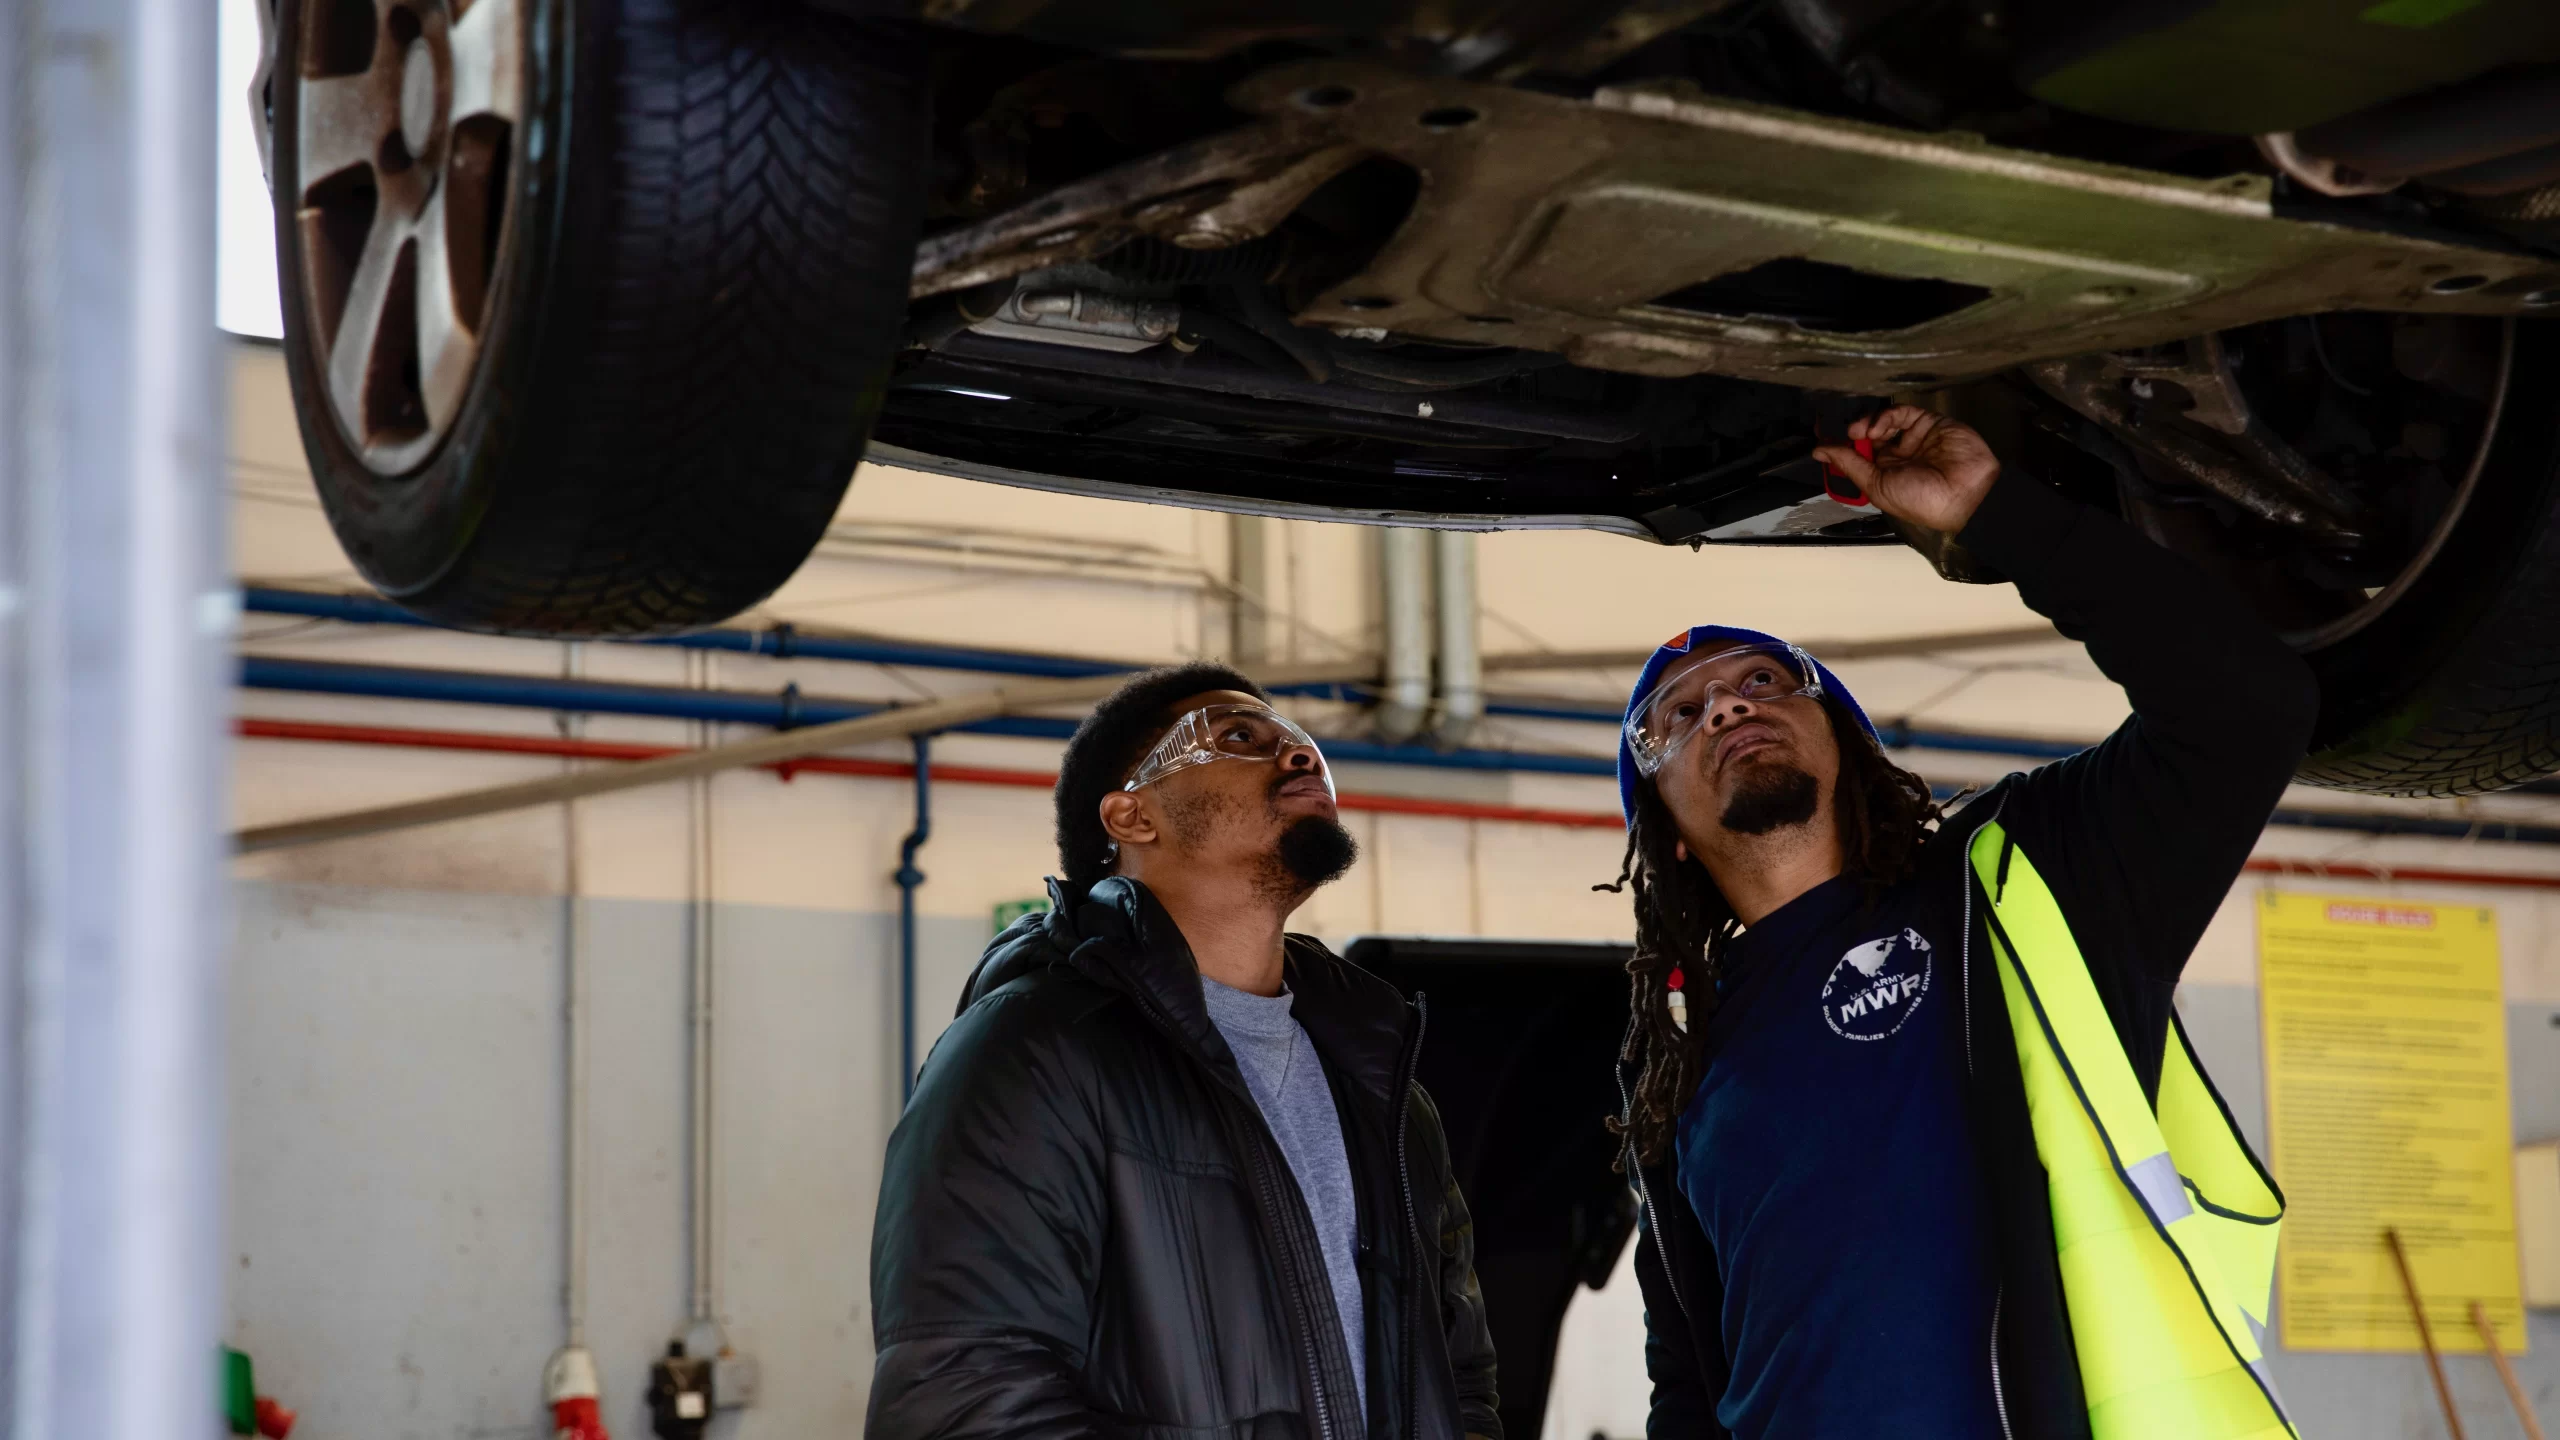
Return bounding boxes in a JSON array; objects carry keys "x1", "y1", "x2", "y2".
[
  {"x1": 1953, "y1": 463, "x2": 2316, "y2": 951},
  {"x1": 1827, "y1": 408, "x2": 2318, "y2": 1075},
  {"x1": 867, "y1": 993, "x2": 1108, "y2": 1440}
]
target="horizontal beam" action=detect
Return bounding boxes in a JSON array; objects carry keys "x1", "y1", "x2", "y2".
[
  {"x1": 235, "y1": 655, "x2": 1623, "y2": 775},
  {"x1": 233, "y1": 656, "x2": 1381, "y2": 853},
  {"x1": 234, "y1": 719, "x2": 1631, "y2": 831},
  {"x1": 235, "y1": 715, "x2": 2560, "y2": 863}
]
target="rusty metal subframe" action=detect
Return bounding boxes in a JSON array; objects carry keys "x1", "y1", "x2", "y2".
[
  {"x1": 1244, "y1": 62, "x2": 2560, "y2": 391},
  {"x1": 910, "y1": 129, "x2": 1366, "y2": 298},
  {"x1": 919, "y1": 60, "x2": 2560, "y2": 394}
]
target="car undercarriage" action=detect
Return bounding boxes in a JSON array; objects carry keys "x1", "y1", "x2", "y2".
[{"x1": 256, "y1": 0, "x2": 2560, "y2": 791}]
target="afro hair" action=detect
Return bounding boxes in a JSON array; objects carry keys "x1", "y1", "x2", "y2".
[{"x1": 1053, "y1": 661, "x2": 1265, "y2": 885}]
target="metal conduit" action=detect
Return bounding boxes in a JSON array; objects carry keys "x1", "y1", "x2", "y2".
[
  {"x1": 237, "y1": 587, "x2": 2071, "y2": 692},
  {"x1": 1432, "y1": 531, "x2": 1483, "y2": 746},
  {"x1": 243, "y1": 586, "x2": 1136, "y2": 679},
  {"x1": 234, "y1": 654, "x2": 1627, "y2": 776},
  {"x1": 894, "y1": 736, "x2": 932, "y2": 1107},
  {"x1": 234, "y1": 591, "x2": 2560, "y2": 813},
  {"x1": 1376, "y1": 529, "x2": 1434, "y2": 742},
  {"x1": 235, "y1": 652, "x2": 2473, "y2": 785}
]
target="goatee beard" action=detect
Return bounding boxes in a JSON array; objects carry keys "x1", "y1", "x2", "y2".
[
  {"x1": 1720, "y1": 764, "x2": 1820, "y2": 836},
  {"x1": 1262, "y1": 815, "x2": 1360, "y2": 900}
]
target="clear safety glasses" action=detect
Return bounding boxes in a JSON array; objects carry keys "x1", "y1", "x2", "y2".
[
  {"x1": 1623, "y1": 643, "x2": 1824, "y2": 777},
  {"x1": 1123, "y1": 702, "x2": 1335, "y2": 798}
]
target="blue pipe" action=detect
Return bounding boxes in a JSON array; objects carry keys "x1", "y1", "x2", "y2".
[
  {"x1": 235, "y1": 608, "x2": 2560, "y2": 834},
  {"x1": 242, "y1": 586, "x2": 1133, "y2": 680},
  {"x1": 236, "y1": 656, "x2": 2560, "y2": 846},
  {"x1": 894, "y1": 735, "x2": 931, "y2": 1107},
  {"x1": 235, "y1": 655, "x2": 1624, "y2": 775},
  {"x1": 240, "y1": 589, "x2": 2105, "y2": 765}
]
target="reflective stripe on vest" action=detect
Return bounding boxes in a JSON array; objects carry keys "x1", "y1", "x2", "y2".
[{"x1": 1969, "y1": 822, "x2": 2295, "y2": 1440}]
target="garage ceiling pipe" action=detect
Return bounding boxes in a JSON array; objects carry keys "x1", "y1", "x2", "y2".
[
  {"x1": 230, "y1": 655, "x2": 1630, "y2": 775},
  {"x1": 239, "y1": 584, "x2": 2065, "y2": 686},
  {"x1": 233, "y1": 657, "x2": 1385, "y2": 852},
  {"x1": 243, "y1": 585, "x2": 1141, "y2": 680},
  {"x1": 1377, "y1": 528, "x2": 1433, "y2": 742},
  {"x1": 236, "y1": 716, "x2": 2560, "y2": 861},
  {"x1": 1432, "y1": 531, "x2": 1483, "y2": 746}
]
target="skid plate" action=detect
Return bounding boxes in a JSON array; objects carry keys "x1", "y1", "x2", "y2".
[{"x1": 1228, "y1": 62, "x2": 2560, "y2": 389}]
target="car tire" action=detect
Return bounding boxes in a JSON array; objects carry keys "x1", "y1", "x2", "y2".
[
  {"x1": 271, "y1": 0, "x2": 926, "y2": 634},
  {"x1": 2292, "y1": 319, "x2": 2560, "y2": 794}
]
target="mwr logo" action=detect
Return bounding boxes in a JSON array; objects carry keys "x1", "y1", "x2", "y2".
[{"x1": 1820, "y1": 928, "x2": 1934, "y2": 1041}]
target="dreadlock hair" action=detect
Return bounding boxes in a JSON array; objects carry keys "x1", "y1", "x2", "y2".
[
  {"x1": 1600, "y1": 694, "x2": 1942, "y2": 1168},
  {"x1": 1054, "y1": 661, "x2": 1264, "y2": 886}
]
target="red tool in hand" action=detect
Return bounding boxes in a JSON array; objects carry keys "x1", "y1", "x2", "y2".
[{"x1": 1822, "y1": 436, "x2": 1876, "y2": 508}]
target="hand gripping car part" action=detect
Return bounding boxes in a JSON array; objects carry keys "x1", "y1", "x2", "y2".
[
  {"x1": 1821, "y1": 435, "x2": 1876, "y2": 507},
  {"x1": 1122, "y1": 703, "x2": 1336, "y2": 799},
  {"x1": 1622, "y1": 641, "x2": 1828, "y2": 778},
  {"x1": 543, "y1": 1346, "x2": 609, "y2": 1440},
  {"x1": 1616, "y1": 626, "x2": 1879, "y2": 823}
]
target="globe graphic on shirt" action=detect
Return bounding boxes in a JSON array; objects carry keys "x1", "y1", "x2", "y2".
[{"x1": 1819, "y1": 927, "x2": 1933, "y2": 1041}]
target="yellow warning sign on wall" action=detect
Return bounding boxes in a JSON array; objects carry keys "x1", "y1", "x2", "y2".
[{"x1": 2258, "y1": 892, "x2": 2525, "y2": 1352}]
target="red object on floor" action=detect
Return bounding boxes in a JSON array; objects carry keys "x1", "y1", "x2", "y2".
[
  {"x1": 253, "y1": 1397, "x2": 297, "y2": 1439},
  {"x1": 552, "y1": 1396, "x2": 609, "y2": 1440}
]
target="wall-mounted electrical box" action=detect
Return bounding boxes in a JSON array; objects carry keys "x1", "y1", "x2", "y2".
[{"x1": 2520, "y1": 1140, "x2": 2560, "y2": 1309}]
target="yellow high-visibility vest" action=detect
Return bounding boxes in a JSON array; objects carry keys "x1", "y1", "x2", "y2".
[{"x1": 1970, "y1": 822, "x2": 2295, "y2": 1440}]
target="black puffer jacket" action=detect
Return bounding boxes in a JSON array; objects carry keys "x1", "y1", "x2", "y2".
[{"x1": 868, "y1": 876, "x2": 1502, "y2": 1440}]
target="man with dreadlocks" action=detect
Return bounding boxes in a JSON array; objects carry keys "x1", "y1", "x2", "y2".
[{"x1": 1608, "y1": 405, "x2": 2317, "y2": 1440}]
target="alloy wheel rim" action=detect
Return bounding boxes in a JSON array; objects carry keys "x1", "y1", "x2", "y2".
[{"x1": 293, "y1": 0, "x2": 521, "y2": 475}]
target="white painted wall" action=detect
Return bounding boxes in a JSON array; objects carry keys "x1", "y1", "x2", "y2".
[{"x1": 221, "y1": 340, "x2": 2560, "y2": 1437}]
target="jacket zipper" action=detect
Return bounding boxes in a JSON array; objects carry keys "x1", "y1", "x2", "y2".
[
  {"x1": 1119, "y1": 982, "x2": 1343, "y2": 1440},
  {"x1": 1394, "y1": 993, "x2": 1428, "y2": 1440},
  {"x1": 1959, "y1": 796, "x2": 2017, "y2": 1440},
  {"x1": 1989, "y1": 1290, "x2": 2015, "y2": 1440},
  {"x1": 1253, "y1": 1121, "x2": 1342, "y2": 1440}
]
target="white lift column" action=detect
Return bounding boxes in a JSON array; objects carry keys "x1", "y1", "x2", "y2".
[{"x1": 0, "y1": 1, "x2": 229, "y2": 1435}]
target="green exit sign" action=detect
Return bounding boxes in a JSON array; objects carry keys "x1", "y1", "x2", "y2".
[{"x1": 992, "y1": 898, "x2": 1050, "y2": 933}]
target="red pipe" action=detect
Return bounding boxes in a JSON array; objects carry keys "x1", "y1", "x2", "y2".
[
  {"x1": 234, "y1": 718, "x2": 1625, "y2": 830},
  {"x1": 2240, "y1": 857, "x2": 2560, "y2": 891},
  {"x1": 236, "y1": 718, "x2": 2560, "y2": 883}
]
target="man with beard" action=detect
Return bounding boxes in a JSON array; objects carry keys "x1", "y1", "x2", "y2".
[
  {"x1": 869, "y1": 663, "x2": 1501, "y2": 1440},
  {"x1": 1612, "y1": 407, "x2": 2316, "y2": 1440}
]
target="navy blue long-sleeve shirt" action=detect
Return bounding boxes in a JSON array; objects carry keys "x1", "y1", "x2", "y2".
[{"x1": 1633, "y1": 469, "x2": 2320, "y2": 1440}]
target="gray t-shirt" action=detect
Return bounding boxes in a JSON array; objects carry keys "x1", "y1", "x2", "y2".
[{"x1": 1199, "y1": 976, "x2": 1368, "y2": 1416}]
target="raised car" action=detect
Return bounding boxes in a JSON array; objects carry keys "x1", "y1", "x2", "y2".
[{"x1": 252, "y1": 0, "x2": 2560, "y2": 792}]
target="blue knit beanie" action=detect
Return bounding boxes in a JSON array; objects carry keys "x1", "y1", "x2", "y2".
[{"x1": 1615, "y1": 625, "x2": 1878, "y2": 825}]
